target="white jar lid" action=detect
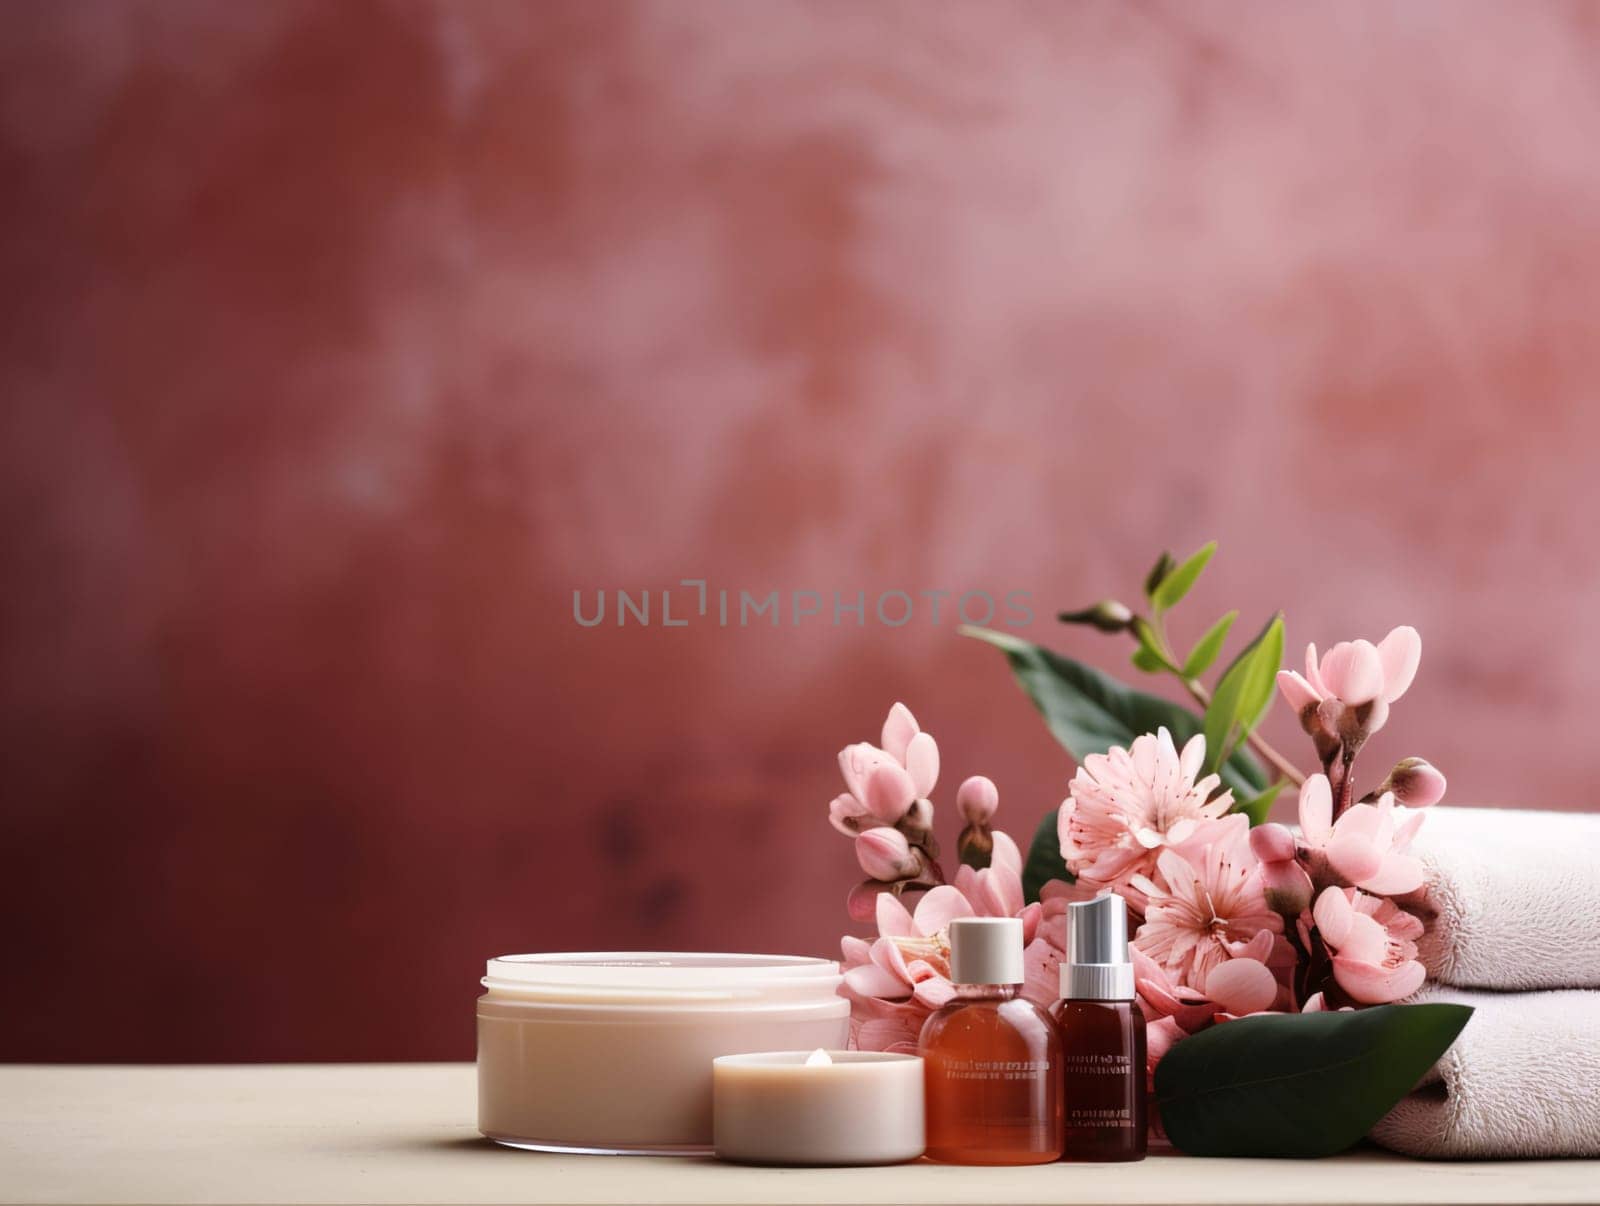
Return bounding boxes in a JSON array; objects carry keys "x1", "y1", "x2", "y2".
[{"x1": 483, "y1": 952, "x2": 842, "y2": 1005}]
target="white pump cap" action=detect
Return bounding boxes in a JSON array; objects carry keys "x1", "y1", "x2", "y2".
[
  {"x1": 948, "y1": 916, "x2": 1025, "y2": 986},
  {"x1": 1060, "y1": 895, "x2": 1135, "y2": 1000}
]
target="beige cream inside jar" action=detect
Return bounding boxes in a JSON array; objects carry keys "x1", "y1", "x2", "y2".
[{"x1": 476, "y1": 952, "x2": 850, "y2": 1154}]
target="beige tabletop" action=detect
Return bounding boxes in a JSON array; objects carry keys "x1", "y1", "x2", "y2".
[{"x1": 0, "y1": 1064, "x2": 1594, "y2": 1206}]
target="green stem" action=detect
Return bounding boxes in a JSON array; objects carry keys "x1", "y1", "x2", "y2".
[{"x1": 1142, "y1": 615, "x2": 1307, "y2": 789}]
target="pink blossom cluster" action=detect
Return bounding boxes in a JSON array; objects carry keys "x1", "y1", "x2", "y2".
[
  {"x1": 830, "y1": 627, "x2": 1446, "y2": 1077},
  {"x1": 1058, "y1": 626, "x2": 1444, "y2": 1076},
  {"x1": 826, "y1": 704, "x2": 1056, "y2": 1051}
]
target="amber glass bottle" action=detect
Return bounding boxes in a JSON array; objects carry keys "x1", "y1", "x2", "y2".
[
  {"x1": 1050, "y1": 897, "x2": 1147, "y2": 1162},
  {"x1": 919, "y1": 917, "x2": 1063, "y2": 1165}
]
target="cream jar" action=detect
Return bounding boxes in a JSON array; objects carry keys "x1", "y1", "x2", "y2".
[{"x1": 476, "y1": 952, "x2": 850, "y2": 1154}]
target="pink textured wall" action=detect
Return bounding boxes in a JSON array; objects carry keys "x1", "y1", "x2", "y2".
[{"x1": 4, "y1": 1, "x2": 1600, "y2": 1060}]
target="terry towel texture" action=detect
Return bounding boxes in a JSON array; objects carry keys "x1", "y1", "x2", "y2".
[
  {"x1": 1371, "y1": 985, "x2": 1600, "y2": 1158},
  {"x1": 1410, "y1": 806, "x2": 1600, "y2": 990}
]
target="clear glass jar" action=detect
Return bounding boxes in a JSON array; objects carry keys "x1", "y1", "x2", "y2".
[{"x1": 476, "y1": 953, "x2": 849, "y2": 1154}]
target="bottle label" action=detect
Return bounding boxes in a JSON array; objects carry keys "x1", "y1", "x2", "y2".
[
  {"x1": 1063, "y1": 1053, "x2": 1132, "y2": 1074},
  {"x1": 1064, "y1": 1053, "x2": 1138, "y2": 1129},
  {"x1": 1067, "y1": 1106, "x2": 1137, "y2": 1128},
  {"x1": 937, "y1": 1058, "x2": 1050, "y2": 1082}
]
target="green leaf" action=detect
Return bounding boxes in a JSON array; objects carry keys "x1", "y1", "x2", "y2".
[
  {"x1": 1130, "y1": 645, "x2": 1166, "y2": 673},
  {"x1": 1235, "y1": 615, "x2": 1284, "y2": 732},
  {"x1": 1151, "y1": 541, "x2": 1216, "y2": 612},
  {"x1": 1181, "y1": 610, "x2": 1238, "y2": 679},
  {"x1": 1130, "y1": 617, "x2": 1177, "y2": 672},
  {"x1": 962, "y1": 627, "x2": 1270, "y2": 898},
  {"x1": 1231, "y1": 777, "x2": 1288, "y2": 825},
  {"x1": 1019, "y1": 810, "x2": 1073, "y2": 904},
  {"x1": 963, "y1": 626, "x2": 1265, "y2": 795},
  {"x1": 1143, "y1": 550, "x2": 1176, "y2": 600},
  {"x1": 1202, "y1": 613, "x2": 1284, "y2": 771},
  {"x1": 1155, "y1": 1004, "x2": 1474, "y2": 1157}
]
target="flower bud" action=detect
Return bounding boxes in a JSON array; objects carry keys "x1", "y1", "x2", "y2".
[
  {"x1": 1260, "y1": 858, "x2": 1314, "y2": 915},
  {"x1": 1057, "y1": 599, "x2": 1135, "y2": 634},
  {"x1": 1248, "y1": 822, "x2": 1297, "y2": 864},
  {"x1": 862, "y1": 762, "x2": 917, "y2": 824},
  {"x1": 955, "y1": 775, "x2": 999, "y2": 825},
  {"x1": 1379, "y1": 757, "x2": 1446, "y2": 808},
  {"x1": 855, "y1": 828, "x2": 920, "y2": 882}
]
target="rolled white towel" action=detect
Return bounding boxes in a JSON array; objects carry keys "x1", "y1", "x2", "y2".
[
  {"x1": 1408, "y1": 807, "x2": 1600, "y2": 991},
  {"x1": 1371, "y1": 984, "x2": 1600, "y2": 1158}
]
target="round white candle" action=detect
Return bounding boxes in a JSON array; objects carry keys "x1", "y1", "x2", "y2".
[{"x1": 712, "y1": 1049, "x2": 925, "y2": 1166}]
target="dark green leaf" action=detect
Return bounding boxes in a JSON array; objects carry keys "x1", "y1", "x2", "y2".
[
  {"x1": 1151, "y1": 541, "x2": 1217, "y2": 612},
  {"x1": 1231, "y1": 778, "x2": 1288, "y2": 826},
  {"x1": 1019, "y1": 810, "x2": 1073, "y2": 904},
  {"x1": 1203, "y1": 613, "x2": 1284, "y2": 772},
  {"x1": 1143, "y1": 550, "x2": 1176, "y2": 600},
  {"x1": 1181, "y1": 610, "x2": 1238, "y2": 679},
  {"x1": 1156, "y1": 1004, "x2": 1473, "y2": 1157},
  {"x1": 962, "y1": 626, "x2": 1268, "y2": 803}
]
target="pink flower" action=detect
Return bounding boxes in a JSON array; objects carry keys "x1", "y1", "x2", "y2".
[
  {"x1": 1252, "y1": 774, "x2": 1426, "y2": 898},
  {"x1": 1311, "y1": 886, "x2": 1426, "y2": 1004},
  {"x1": 1275, "y1": 626, "x2": 1421, "y2": 735},
  {"x1": 842, "y1": 887, "x2": 971, "y2": 1012},
  {"x1": 1134, "y1": 942, "x2": 1280, "y2": 1031},
  {"x1": 844, "y1": 837, "x2": 1051, "y2": 1047},
  {"x1": 880, "y1": 701, "x2": 941, "y2": 796},
  {"x1": 832, "y1": 753, "x2": 917, "y2": 830},
  {"x1": 1058, "y1": 728, "x2": 1233, "y2": 908},
  {"x1": 955, "y1": 775, "x2": 999, "y2": 824},
  {"x1": 1248, "y1": 819, "x2": 1314, "y2": 914},
  {"x1": 829, "y1": 703, "x2": 940, "y2": 834},
  {"x1": 854, "y1": 828, "x2": 922, "y2": 882},
  {"x1": 1131, "y1": 815, "x2": 1282, "y2": 988}
]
